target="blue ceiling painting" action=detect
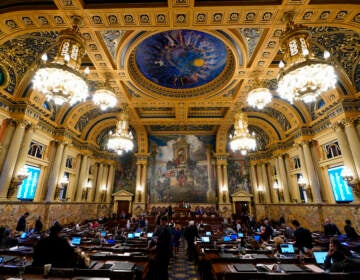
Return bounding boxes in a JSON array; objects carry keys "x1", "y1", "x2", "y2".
[{"x1": 135, "y1": 29, "x2": 228, "y2": 89}]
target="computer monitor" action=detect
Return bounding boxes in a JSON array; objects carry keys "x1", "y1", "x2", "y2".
[
  {"x1": 205, "y1": 231, "x2": 211, "y2": 236},
  {"x1": 147, "y1": 232, "x2": 153, "y2": 238},
  {"x1": 201, "y1": 236, "x2": 210, "y2": 243},
  {"x1": 238, "y1": 232, "x2": 244, "y2": 238},
  {"x1": 223, "y1": 236, "x2": 231, "y2": 242},
  {"x1": 134, "y1": 232, "x2": 141, "y2": 238},
  {"x1": 71, "y1": 237, "x2": 81, "y2": 245},
  {"x1": 253, "y1": 234, "x2": 261, "y2": 242},
  {"x1": 20, "y1": 232, "x2": 27, "y2": 239},
  {"x1": 127, "y1": 233, "x2": 135, "y2": 239},
  {"x1": 280, "y1": 243, "x2": 295, "y2": 254},
  {"x1": 230, "y1": 233, "x2": 237, "y2": 240},
  {"x1": 100, "y1": 231, "x2": 107, "y2": 237}
]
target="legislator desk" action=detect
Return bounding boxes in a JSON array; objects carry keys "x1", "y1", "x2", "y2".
[{"x1": 211, "y1": 262, "x2": 353, "y2": 280}]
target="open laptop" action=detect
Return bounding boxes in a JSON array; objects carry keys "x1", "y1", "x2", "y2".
[
  {"x1": 230, "y1": 233, "x2": 237, "y2": 240},
  {"x1": 20, "y1": 232, "x2": 27, "y2": 239},
  {"x1": 71, "y1": 237, "x2": 81, "y2": 246},
  {"x1": 233, "y1": 263, "x2": 257, "y2": 272},
  {"x1": 223, "y1": 236, "x2": 231, "y2": 242},
  {"x1": 134, "y1": 232, "x2": 141, "y2": 238},
  {"x1": 280, "y1": 243, "x2": 296, "y2": 258},
  {"x1": 313, "y1": 251, "x2": 328, "y2": 269},
  {"x1": 127, "y1": 233, "x2": 135, "y2": 239},
  {"x1": 201, "y1": 236, "x2": 210, "y2": 243},
  {"x1": 147, "y1": 232, "x2": 153, "y2": 238},
  {"x1": 253, "y1": 234, "x2": 261, "y2": 242},
  {"x1": 205, "y1": 231, "x2": 211, "y2": 236}
]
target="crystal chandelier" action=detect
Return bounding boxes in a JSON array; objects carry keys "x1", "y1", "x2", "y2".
[
  {"x1": 277, "y1": 20, "x2": 337, "y2": 104},
  {"x1": 32, "y1": 21, "x2": 89, "y2": 106},
  {"x1": 93, "y1": 81, "x2": 118, "y2": 111},
  {"x1": 229, "y1": 112, "x2": 256, "y2": 156},
  {"x1": 107, "y1": 106, "x2": 134, "y2": 155},
  {"x1": 247, "y1": 81, "x2": 272, "y2": 110}
]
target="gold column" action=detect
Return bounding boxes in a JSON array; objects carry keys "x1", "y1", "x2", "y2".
[
  {"x1": 0, "y1": 121, "x2": 27, "y2": 200},
  {"x1": 0, "y1": 119, "x2": 16, "y2": 172}
]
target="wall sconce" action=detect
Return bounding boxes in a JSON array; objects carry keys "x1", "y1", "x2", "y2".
[
  {"x1": 137, "y1": 185, "x2": 143, "y2": 202},
  {"x1": 341, "y1": 166, "x2": 360, "y2": 195},
  {"x1": 297, "y1": 175, "x2": 307, "y2": 188},
  {"x1": 273, "y1": 180, "x2": 279, "y2": 189},
  {"x1": 220, "y1": 186, "x2": 227, "y2": 203},
  {"x1": 257, "y1": 185, "x2": 265, "y2": 203},
  {"x1": 82, "y1": 180, "x2": 92, "y2": 200},
  {"x1": 8, "y1": 166, "x2": 29, "y2": 197}
]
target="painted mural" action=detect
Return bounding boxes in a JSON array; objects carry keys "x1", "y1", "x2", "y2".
[
  {"x1": 113, "y1": 153, "x2": 137, "y2": 194},
  {"x1": 135, "y1": 29, "x2": 228, "y2": 89},
  {"x1": 147, "y1": 135, "x2": 216, "y2": 203},
  {"x1": 227, "y1": 158, "x2": 251, "y2": 195}
]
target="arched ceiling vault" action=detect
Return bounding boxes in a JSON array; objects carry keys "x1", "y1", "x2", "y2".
[{"x1": 0, "y1": 0, "x2": 360, "y2": 155}]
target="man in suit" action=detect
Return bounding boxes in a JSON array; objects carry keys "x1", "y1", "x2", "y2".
[
  {"x1": 16, "y1": 212, "x2": 29, "y2": 232},
  {"x1": 324, "y1": 218, "x2": 341, "y2": 237}
]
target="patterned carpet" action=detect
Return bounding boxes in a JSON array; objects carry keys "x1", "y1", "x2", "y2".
[{"x1": 169, "y1": 241, "x2": 200, "y2": 280}]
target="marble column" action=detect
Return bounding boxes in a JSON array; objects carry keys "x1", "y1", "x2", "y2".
[
  {"x1": 95, "y1": 163, "x2": 104, "y2": 202},
  {"x1": 0, "y1": 119, "x2": 16, "y2": 173},
  {"x1": 334, "y1": 124, "x2": 358, "y2": 180},
  {"x1": 344, "y1": 121, "x2": 360, "y2": 178},
  {"x1": 250, "y1": 163, "x2": 259, "y2": 203},
  {"x1": 45, "y1": 142, "x2": 65, "y2": 202},
  {"x1": 277, "y1": 156, "x2": 291, "y2": 203},
  {"x1": 260, "y1": 163, "x2": 271, "y2": 203},
  {"x1": 302, "y1": 142, "x2": 322, "y2": 203},
  {"x1": 12, "y1": 125, "x2": 35, "y2": 179},
  {"x1": 0, "y1": 121, "x2": 27, "y2": 200},
  {"x1": 68, "y1": 154, "x2": 82, "y2": 201},
  {"x1": 106, "y1": 164, "x2": 115, "y2": 203},
  {"x1": 76, "y1": 154, "x2": 89, "y2": 201}
]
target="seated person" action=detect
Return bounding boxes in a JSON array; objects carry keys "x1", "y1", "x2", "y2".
[
  {"x1": 32, "y1": 223, "x2": 78, "y2": 268},
  {"x1": 0, "y1": 228, "x2": 18, "y2": 249},
  {"x1": 292, "y1": 220, "x2": 313, "y2": 255},
  {"x1": 324, "y1": 218, "x2": 341, "y2": 237},
  {"x1": 324, "y1": 238, "x2": 352, "y2": 272},
  {"x1": 344, "y1": 219, "x2": 359, "y2": 240}
]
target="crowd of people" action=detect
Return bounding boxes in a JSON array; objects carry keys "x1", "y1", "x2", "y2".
[{"x1": 0, "y1": 209, "x2": 359, "y2": 279}]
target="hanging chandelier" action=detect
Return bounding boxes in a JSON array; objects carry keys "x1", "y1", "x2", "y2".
[
  {"x1": 93, "y1": 81, "x2": 118, "y2": 111},
  {"x1": 277, "y1": 19, "x2": 337, "y2": 104},
  {"x1": 229, "y1": 112, "x2": 256, "y2": 156},
  {"x1": 107, "y1": 106, "x2": 134, "y2": 155},
  {"x1": 32, "y1": 20, "x2": 89, "y2": 106},
  {"x1": 246, "y1": 80, "x2": 272, "y2": 110}
]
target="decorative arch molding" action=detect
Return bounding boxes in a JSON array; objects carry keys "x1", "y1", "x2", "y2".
[{"x1": 216, "y1": 126, "x2": 230, "y2": 154}]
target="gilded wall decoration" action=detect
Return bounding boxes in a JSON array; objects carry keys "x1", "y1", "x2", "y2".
[
  {"x1": 147, "y1": 135, "x2": 216, "y2": 203},
  {"x1": 261, "y1": 107, "x2": 291, "y2": 131},
  {"x1": 100, "y1": 30, "x2": 125, "y2": 59},
  {"x1": 240, "y1": 28, "x2": 263, "y2": 60}
]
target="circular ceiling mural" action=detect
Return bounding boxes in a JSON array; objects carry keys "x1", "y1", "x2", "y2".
[{"x1": 135, "y1": 29, "x2": 228, "y2": 89}]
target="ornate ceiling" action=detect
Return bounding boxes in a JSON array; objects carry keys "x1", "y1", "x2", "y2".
[{"x1": 0, "y1": 0, "x2": 359, "y2": 156}]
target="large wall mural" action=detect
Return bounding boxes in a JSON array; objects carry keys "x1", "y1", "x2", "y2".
[
  {"x1": 114, "y1": 154, "x2": 137, "y2": 194},
  {"x1": 147, "y1": 135, "x2": 216, "y2": 203},
  {"x1": 227, "y1": 158, "x2": 251, "y2": 195}
]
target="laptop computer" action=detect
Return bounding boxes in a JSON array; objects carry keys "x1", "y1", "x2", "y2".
[
  {"x1": 134, "y1": 232, "x2": 141, "y2": 238},
  {"x1": 205, "y1": 231, "x2": 211, "y2": 236},
  {"x1": 313, "y1": 251, "x2": 328, "y2": 269},
  {"x1": 223, "y1": 236, "x2": 231, "y2": 242},
  {"x1": 253, "y1": 234, "x2": 261, "y2": 242},
  {"x1": 238, "y1": 232, "x2": 244, "y2": 238},
  {"x1": 201, "y1": 236, "x2": 210, "y2": 243},
  {"x1": 71, "y1": 237, "x2": 81, "y2": 246},
  {"x1": 230, "y1": 233, "x2": 237, "y2": 240},
  {"x1": 20, "y1": 232, "x2": 27, "y2": 239},
  {"x1": 280, "y1": 243, "x2": 296, "y2": 257},
  {"x1": 279, "y1": 264, "x2": 304, "y2": 272},
  {"x1": 147, "y1": 232, "x2": 153, "y2": 238},
  {"x1": 127, "y1": 233, "x2": 135, "y2": 239},
  {"x1": 111, "y1": 261, "x2": 136, "y2": 271},
  {"x1": 233, "y1": 263, "x2": 257, "y2": 272}
]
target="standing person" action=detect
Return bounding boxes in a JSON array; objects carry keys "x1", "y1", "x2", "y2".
[
  {"x1": 291, "y1": 219, "x2": 313, "y2": 255},
  {"x1": 34, "y1": 216, "x2": 43, "y2": 233},
  {"x1": 16, "y1": 212, "x2": 29, "y2": 232},
  {"x1": 154, "y1": 215, "x2": 172, "y2": 280},
  {"x1": 167, "y1": 205, "x2": 173, "y2": 220},
  {"x1": 184, "y1": 220, "x2": 199, "y2": 261},
  {"x1": 344, "y1": 219, "x2": 359, "y2": 240},
  {"x1": 172, "y1": 224, "x2": 182, "y2": 257}
]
